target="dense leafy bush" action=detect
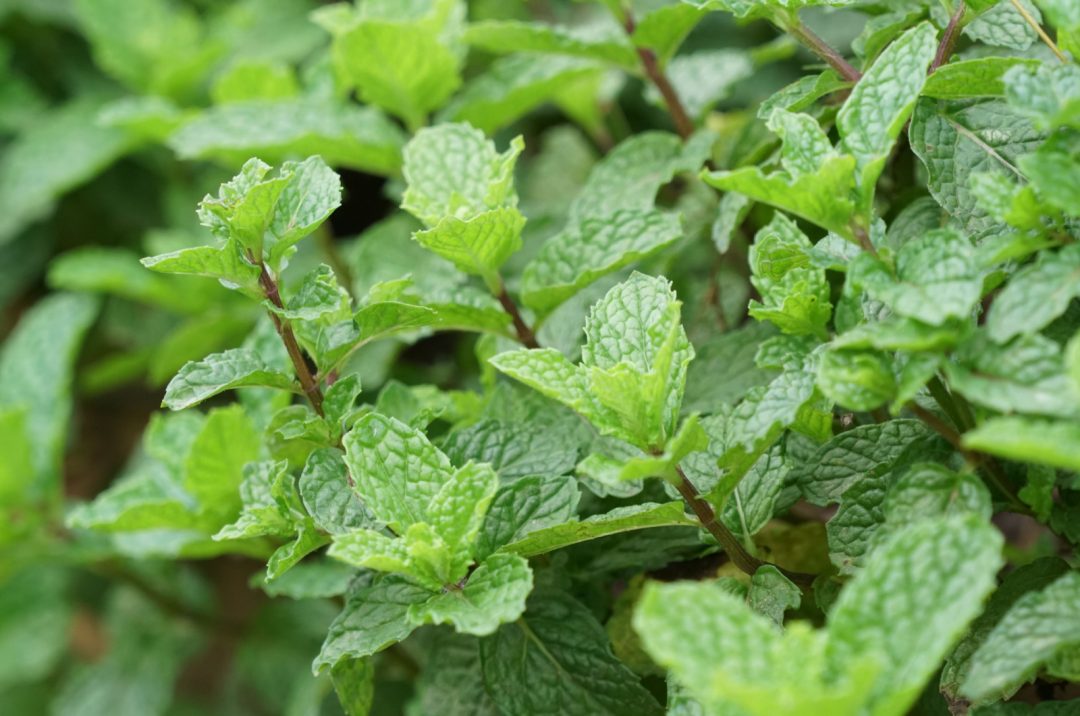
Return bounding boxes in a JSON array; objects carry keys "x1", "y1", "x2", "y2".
[{"x1": 2, "y1": 0, "x2": 1080, "y2": 713}]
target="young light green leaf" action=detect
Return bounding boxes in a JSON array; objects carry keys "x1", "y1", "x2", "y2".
[
  {"x1": 962, "y1": 572, "x2": 1080, "y2": 703},
  {"x1": 183, "y1": 405, "x2": 261, "y2": 517},
  {"x1": 140, "y1": 241, "x2": 262, "y2": 298},
  {"x1": 426, "y1": 461, "x2": 499, "y2": 566},
  {"x1": 1004, "y1": 63, "x2": 1080, "y2": 130},
  {"x1": 330, "y1": 17, "x2": 461, "y2": 130},
  {"x1": 922, "y1": 57, "x2": 1040, "y2": 100},
  {"x1": 401, "y1": 123, "x2": 523, "y2": 227},
  {"x1": 341, "y1": 413, "x2": 454, "y2": 533},
  {"x1": 299, "y1": 448, "x2": 375, "y2": 535},
  {"x1": 747, "y1": 214, "x2": 832, "y2": 338},
  {"x1": 162, "y1": 348, "x2": 298, "y2": 411},
  {"x1": 412, "y1": 207, "x2": 525, "y2": 287},
  {"x1": 407, "y1": 553, "x2": 532, "y2": 635},
  {"x1": 816, "y1": 347, "x2": 896, "y2": 412}
]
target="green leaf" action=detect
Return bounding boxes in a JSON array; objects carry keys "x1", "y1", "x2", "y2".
[
  {"x1": 941, "y1": 557, "x2": 1071, "y2": 702},
  {"x1": 794, "y1": 420, "x2": 934, "y2": 506},
  {"x1": 884, "y1": 463, "x2": 992, "y2": 523},
  {"x1": 826, "y1": 515, "x2": 1004, "y2": 715},
  {"x1": 475, "y1": 474, "x2": 580, "y2": 561},
  {"x1": 183, "y1": 405, "x2": 261, "y2": 518},
  {"x1": 634, "y1": 580, "x2": 875, "y2": 716},
  {"x1": 48, "y1": 247, "x2": 216, "y2": 314},
  {"x1": 412, "y1": 207, "x2": 525, "y2": 287},
  {"x1": 426, "y1": 461, "x2": 499, "y2": 567},
  {"x1": 407, "y1": 553, "x2": 532, "y2": 635},
  {"x1": 838, "y1": 22, "x2": 936, "y2": 210},
  {"x1": 162, "y1": 348, "x2": 297, "y2": 411},
  {"x1": 945, "y1": 333, "x2": 1079, "y2": 418},
  {"x1": 214, "y1": 460, "x2": 293, "y2": 540},
  {"x1": 500, "y1": 502, "x2": 695, "y2": 558},
  {"x1": 0, "y1": 567, "x2": 72, "y2": 688},
  {"x1": 962, "y1": 572, "x2": 1080, "y2": 703},
  {"x1": 299, "y1": 449, "x2": 375, "y2": 535},
  {"x1": 169, "y1": 99, "x2": 406, "y2": 176},
  {"x1": 314, "y1": 575, "x2": 432, "y2": 671},
  {"x1": 748, "y1": 565, "x2": 801, "y2": 625},
  {"x1": 962, "y1": 416, "x2": 1080, "y2": 471},
  {"x1": 922, "y1": 57, "x2": 1041, "y2": 100},
  {"x1": 965, "y1": 0, "x2": 1041, "y2": 50},
  {"x1": 632, "y1": 3, "x2": 705, "y2": 64},
  {"x1": 521, "y1": 209, "x2": 683, "y2": 315},
  {"x1": 341, "y1": 413, "x2": 454, "y2": 533},
  {"x1": 330, "y1": 658, "x2": 375, "y2": 716},
  {"x1": 1020, "y1": 131, "x2": 1080, "y2": 219},
  {"x1": 986, "y1": 245, "x2": 1080, "y2": 342},
  {"x1": 401, "y1": 123, "x2": 523, "y2": 227},
  {"x1": 0, "y1": 293, "x2": 98, "y2": 492},
  {"x1": 1004, "y1": 62, "x2": 1080, "y2": 131},
  {"x1": 481, "y1": 587, "x2": 663, "y2": 716},
  {"x1": 854, "y1": 228, "x2": 982, "y2": 326},
  {"x1": 909, "y1": 99, "x2": 1046, "y2": 234},
  {"x1": 412, "y1": 632, "x2": 502, "y2": 716},
  {"x1": 816, "y1": 347, "x2": 895, "y2": 412},
  {"x1": 210, "y1": 59, "x2": 298, "y2": 105},
  {"x1": 140, "y1": 241, "x2": 262, "y2": 298},
  {"x1": 330, "y1": 16, "x2": 461, "y2": 129},
  {"x1": 463, "y1": 20, "x2": 637, "y2": 67},
  {"x1": 747, "y1": 214, "x2": 832, "y2": 338},
  {"x1": 196, "y1": 156, "x2": 342, "y2": 270},
  {"x1": 702, "y1": 154, "x2": 857, "y2": 239},
  {"x1": 443, "y1": 54, "x2": 604, "y2": 135},
  {"x1": 0, "y1": 97, "x2": 131, "y2": 244},
  {"x1": 647, "y1": 50, "x2": 753, "y2": 120}
]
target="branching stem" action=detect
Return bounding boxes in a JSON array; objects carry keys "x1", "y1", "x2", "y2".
[
  {"x1": 496, "y1": 279, "x2": 540, "y2": 349},
  {"x1": 674, "y1": 465, "x2": 815, "y2": 587},
  {"x1": 784, "y1": 18, "x2": 862, "y2": 83},
  {"x1": 255, "y1": 259, "x2": 325, "y2": 416},
  {"x1": 931, "y1": 2, "x2": 966, "y2": 72},
  {"x1": 622, "y1": 14, "x2": 696, "y2": 140}
]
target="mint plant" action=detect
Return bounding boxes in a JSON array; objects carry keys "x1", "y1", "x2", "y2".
[{"x1": 2, "y1": 0, "x2": 1080, "y2": 713}]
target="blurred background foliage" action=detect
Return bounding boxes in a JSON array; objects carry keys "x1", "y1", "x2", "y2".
[{"x1": 0, "y1": 0, "x2": 857, "y2": 713}]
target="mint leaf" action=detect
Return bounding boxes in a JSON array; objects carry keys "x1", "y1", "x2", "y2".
[
  {"x1": 521, "y1": 209, "x2": 682, "y2": 315},
  {"x1": 341, "y1": 413, "x2": 454, "y2": 533},
  {"x1": 816, "y1": 347, "x2": 896, "y2": 412},
  {"x1": 326, "y1": 12, "x2": 461, "y2": 130},
  {"x1": 826, "y1": 515, "x2": 1004, "y2": 714},
  {"x1": 986, "y1": 245, "x2": 1080, "y2": 342},
  {"x1": 299, "y1": 449, "x2": 375, "y2": 535},
  {"x1": 481, "y1": 587, "x2": 663, "y2": 716},
  {"x1": 747, "y1": 214, "x2": 832, "y2": 338},
  {"x1": 315, "y1": 576, "x2": 431, "y2": 671},
  {"x1": 923, "y1": 57, "x2": 1040, "y2": 100},
  {"x1": 407, "y1": 553, "x2": 532, "y2": 635},
  {"x1": 169, "y1": 100, "x2": 406, "y2": 176},
  {"x1": 501, "y1": 502, "x2": 695, "y2": 557},
  {"x1": 411, "y1": 207, "x2": 525, "y2": 287},
  {"x1": 838, "y1": 22, "x2": 936, "y2": 211},
  {"x1": 963, "y1": 416, "x2": 1080, "y2": 471},
  {"x1": 475, "y1": 474, "x2": 580, "y2": 561},
  {"x1": 463, "y1": 20, "x2": 637, "y2": 68},
  {"x1": 444, "y1": 54, "x2": 604, "y2": 135},
  {"x1": 163, "y1": 348, "x2": 297, "y2": 411},
  {"x1": 963, "y1": 572, "x2": 1080, "y2": 703},
  {"x1": 909, "y1": 99, "x2": 1045, "y2": 234},
  {"x1": 141, "y1": 242, "x2": 262, "y2": 298},
  {"x1": 0, "y1": 293, "x2": 98, "y2": 490}
]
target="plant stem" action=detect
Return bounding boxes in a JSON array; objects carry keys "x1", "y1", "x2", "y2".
[
  {"x1": 256, "y1": 261, "x2": 325, "y2": 416},
  {"x1": 495, "y1": 280, "x2": 540, "y2": 349},
  {"x1": 852, "y1": 223, "x2": 878, "y2": 256},
  {"x1": 1009, "y1": 0, "x2": 1067, "y2": 63},
  {"x1": 906, "y1": 401, "x2": 1024, "y2": 509},
  {"x1": 932, "y1": 2, "x2": 966, "y2": 71},
  {"x1": 784, "y1": 18, "x2": 862, "y2": 83},
  {"x1": 622, "y1": 14, "x2": 696, "y2": 140},
  {"x1": 674, "y1": 465, "x2": 815, "y2": 587}
]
